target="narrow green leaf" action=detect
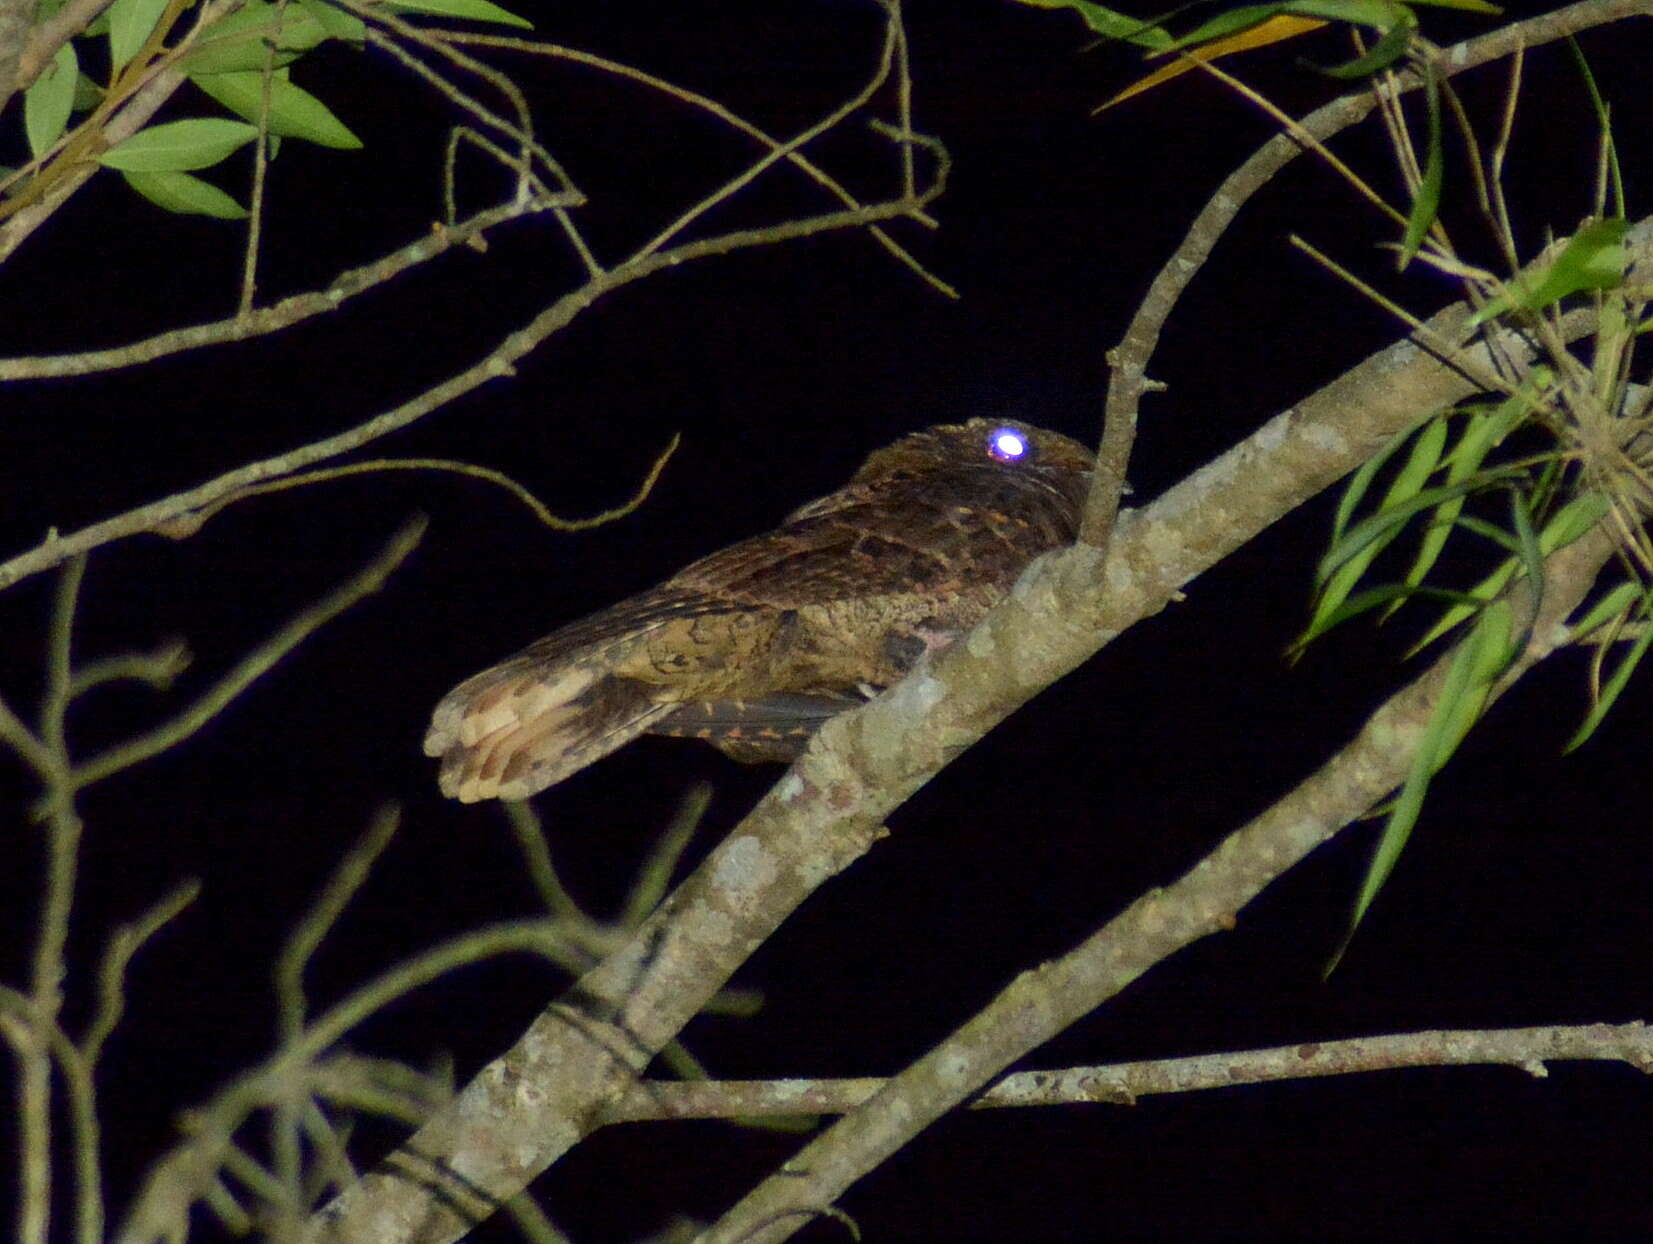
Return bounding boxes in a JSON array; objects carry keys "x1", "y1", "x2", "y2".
[
  {"x1": 1566, "y1": 581, "x2": 1644, "y2": 644},
  {"x1": 182, "y1": 1, "x2": 330, "y2": 75},
  {"x1": 1388, "y1": 405, "x2": 1519, "y2": 619},
  {"x1": 1469, "y1": 218, "x2": 1630, "y2": 328},
  {"x1": 1331, "y1": 422, "x2": 1415, "y2": 544},
  {"x1": 1398, "y1": 68, "x2": 1443, "y2": 267},
  {"x1": 1406, "y1": 491, "x2": 1607, "y2": 656},
  {"x1": 109, "y1": 0, "x2": 170, "y2": 71},
  {"x1": 1279, "y1": 0, "x2": 1407, "y2": 28},
  {"x1": 122, "y1": 169, "x2": 249, "y2": 218},
  {"x1": 386, "y1": 0, "x2": 533, "y2": 29},
  {"x1": 1566, "y1": 38, "x2": 1626, "y2": 220},
  {"x1": 1317, "y1": 474, "x2": 1518, "y2": 586},
  {"x1": 24, "y1": 43, "x2": 77, "y2": 158},
  {"x1": 1303, "y1": 418, "x2": 1452, "y2": 641},
  {"x1": 1403, "y1": 0, "x2": 1500, "y2": 11},
  {"x1": 1306, "y1": 583, "x2": 1487, "y2": 640},
  {"x1": 1524, "y1": 218, "x2": 1628, "y2": 305},
  {"x1": 298, "y1": 0, "x2": 367, "y2": 42},
  {"x1": 1011, "y1": 0, "x2": 1175, "y2": 48},
  {"x1": 1508, "y1": 490, "x2": 1544, "y2": 618},
  {"x1": 1318, "y1": 418, "x2": 1449, "y2": 585},
  {"x1": 72, "y1": 72, "x2": 104, "y2": 113},
  {"x1": 1537, "y1": 490, "x2": 1612, "y2": 552},
  {"x1": 1449, "y1": 513, "x2": 1519, "y2": 552},
  {"x1": 191, "y1": 71, "x2": 362, "y2": 149},
  {"x1": 1164, "y1": 5, "x2": 1284, "y2": 52},
  {"x1": 101, "y1": 118, "x2": 259, "y2": 171},
  {"x1": 1314, "y1": 14, "x2": 1413, "y2": 79},
  {"x1": 1297, "y1": 419, "x2": 1527, "y2": 650},
  {"x1": 1567, "y1": 589, "x2": 1653, "y2": 751},
  {"x1": 1331, "y1": 599, "x2": 1515, "y2": 971},
  {"x1": 1407, "y1": 558, "x2": 1517, "y2": 655}
]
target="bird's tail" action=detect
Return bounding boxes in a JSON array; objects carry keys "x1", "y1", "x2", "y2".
[{"x1": 424, "y1": 657, "x2": 675, "y2": 802}]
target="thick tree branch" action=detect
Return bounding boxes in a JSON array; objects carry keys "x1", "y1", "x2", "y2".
[
  {"x1": 701, "y1": 516, "x2": 1620, "y2": 1244},
  {"x1": 295, "y1": 246, "x2": 1637, "y2": 1243},
  {"x1": 285, "y1": 12, "x2": 1651, "y2": 1242}
]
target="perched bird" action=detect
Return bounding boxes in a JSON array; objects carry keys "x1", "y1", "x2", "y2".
[{"x1": 425, "y1": 419, "x2": 1094, "y2": 801}]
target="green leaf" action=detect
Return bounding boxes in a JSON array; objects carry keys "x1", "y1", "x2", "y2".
[
  {"x1": 122, "y1": 169, "x2": 249, "y2": 218},
  {"x1": 1166, "y1": 5, "x2": 1287, "y2": 51},
  {"x1": 1566, "y1": 38, "x2": 1626, "y2": 220},
  {"x1": 1317, "y1": 474, "x2": 1517, "y2": 588},
  {"x1": 1279, "y1": 0, "x2": 1408, "y2": 27},
  {"x1": 1566, "y1": 581, "x2": 1644, "y2": 645},
  {"x1": 191, "y1": 71, "x2": 362, "y2": 148},
  {"x1": 1331, "y1": 420, "x2": 1418, "y2": 542},
  {"x1": 24, "y1": 43, "x2": 78, "y2": 158},
  {"x1": 1011, "y1": 0, "x2": 1175, "y2": 49},
  {"x1": 1507, "y1": 490, "x2": 1543, "y2": 616},
  {"x1": 72, "y1": 72, "x2": 104, "y2": 113},
  {"x1": 1299, "y1": 418, "x2": 1453, "y2": 646},
  {"x1": 1166, "y1": 0, "x2": 1406, "y2": 53},
  {"x1": 1406, "y1": 491, "x2": 1609, "y2": 655},
  {"x1": 1407, "y1": 558, "x2": 1516, "y2": 655},
  {"x1": 1536, "y1": 490, "x2": 1612, "y2": 552},
  {"x1": 1299, "y1": 415, "x2": 1499, "y2": 650},
  {"x1": 1328, "y1": 599, "x2": 1515, "y2": 973},
  {"x1": 1404, "y1": 0, "x2": 1500, "y2": 11},
  {"x1": 1566, "y1": 586, "x2": 1653, "y2": 752},
  {"x1": 109, "y1": 0, "x2": 171, "y2": 71},
  {"x1": 1398, "y1": 67, "x2": 1443, "y2": 267},
  {"x1": 1387, "y1": 402, "x2": 1525, "y2": 620},
  {"x1": 1470, "y1": 218, "x2": 1630, "y2": 328},
  {"x1": 101, "y1": 117, "x2": 259, "y2": 171},
  {"x1": 386, "y1": 0, "x2": 533, "y2": 29},
  {"x1": 182, "y1": 1, "x2": 331, "y2": 75},
  {"x1": 298, "y1": 0, "x2": 367, "y2": 42},
  {"x1": 1314, "y1": 14, "x2": 1414, "y2": 79}
]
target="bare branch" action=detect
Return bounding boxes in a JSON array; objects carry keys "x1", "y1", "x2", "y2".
[
  {"x1": 156, "y1": 438, "x2": 681, "y2": 540},
  {"x1": 700, "y1": 514, "x2": 1620, "y2": 1244},
  {"x1": 1082, "y1": 0, "x2": 1653, "y2": 551},
  {"x1": 0, "y1": 201, "x2": 543, "y2": 382},
  {"x1": 69, "y1": 518, "x2": 426, "y2": 792},
  {"x1": 602, "y1": 1022, "x2": 1653, "y2": 1121},
  {"x1": 0, "y1": 166, "x2": 944, "y2": 594}
]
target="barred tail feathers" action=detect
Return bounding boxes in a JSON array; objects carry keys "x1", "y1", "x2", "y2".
[{"x1": 424, "y1": 659, "x2": 675, "y2": 802}]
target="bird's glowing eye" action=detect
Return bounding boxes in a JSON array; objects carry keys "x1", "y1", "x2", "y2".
[{"x1": 985, "y1": 427, "x2": 1030, "y2": 464}]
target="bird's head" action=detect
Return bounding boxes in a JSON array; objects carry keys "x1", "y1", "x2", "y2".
[{"x1": 854, "y1": 418, "x2": 1095, "y2": 498}]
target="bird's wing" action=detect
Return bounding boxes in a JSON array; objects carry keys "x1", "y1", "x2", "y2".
[
  {"x1": 652, "y1": 689, "x2": 870, "y2": 762},
  {"x1": 667, "y1": 475, "x2": 971, "y2": 606}
]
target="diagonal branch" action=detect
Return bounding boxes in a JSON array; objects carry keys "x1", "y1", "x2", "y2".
[
  {"x1": 291, "y1": 233, "x2": 1637, "y2": 1241},
  {"x1": 700, "y1": 521, "x2": 1618, "y2": 1243},
  {"x1": 1081, "y1": 0, "x2": 1653, "y2": 551},
  {"x1": 70, "y1": 519, "x2": 426, "y2": 792},
  {"x1": 0, "y1": 172, "x2": 944, "y2": 595}
]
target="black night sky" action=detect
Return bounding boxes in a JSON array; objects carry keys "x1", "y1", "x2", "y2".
[{"x1": 1, "y1": 2, "x2": 1650, "y2": 1240}]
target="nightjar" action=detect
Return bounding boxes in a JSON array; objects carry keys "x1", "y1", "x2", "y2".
[{"x1": 425, "y1": 418, "x2": 1094, "y2": 801}]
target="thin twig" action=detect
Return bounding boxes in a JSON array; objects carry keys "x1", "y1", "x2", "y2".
[
  {"x1": 69, "y1": 519, "x2": 426, "y2": 792},
  {"x1": 154, "y1": 440, "x2": 681, "y2": 539},
  {"x1": 603, "y1": 1022, "x2": 1653, "y2": 1121}
]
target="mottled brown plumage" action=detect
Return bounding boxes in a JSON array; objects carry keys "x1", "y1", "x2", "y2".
[{"x1": 425, "y1": 419, "x2": 1094, "y2": 801}]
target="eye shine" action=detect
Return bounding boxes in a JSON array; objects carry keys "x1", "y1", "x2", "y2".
[{"x1": 986, "y1": 426, "x2": 1030, "y2": 463}]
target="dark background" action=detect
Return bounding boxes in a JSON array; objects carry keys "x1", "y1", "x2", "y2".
[{"x1": 2, "y1": 1, "x2": 1650, "y2": 1239}]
